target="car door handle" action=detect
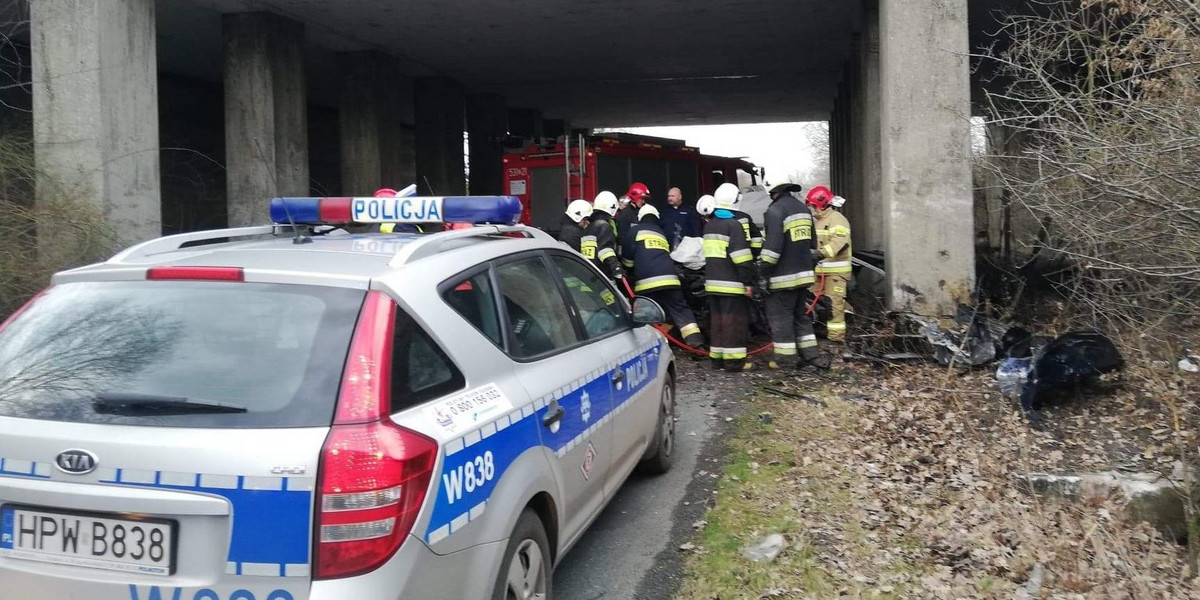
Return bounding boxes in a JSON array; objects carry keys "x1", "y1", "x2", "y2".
[
  {"x1": 611, "y1": 369, "x2": 625, "y2": 384},
  {"x1": 543, "y1": 401, "x2": 565, "y2": 428}
]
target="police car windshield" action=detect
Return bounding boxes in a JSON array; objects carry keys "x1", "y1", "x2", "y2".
[{"x1": 0, "y1": 281, "x2": 363, "y2": 428}]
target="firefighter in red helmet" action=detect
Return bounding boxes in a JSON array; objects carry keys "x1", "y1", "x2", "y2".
[
  {"x1": 807, "y1": 186, "x2": 852, "y2": 343},
  {"x1": 616, "y1": 182, "x2": 651, "y2": 269}
]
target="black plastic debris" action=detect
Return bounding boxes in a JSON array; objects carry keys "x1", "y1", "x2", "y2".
[{"x1": 1019, "y1": 330, "x2": 1124, "y2": 419}]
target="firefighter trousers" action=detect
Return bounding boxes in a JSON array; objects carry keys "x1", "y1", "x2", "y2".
[
  {"x1": 824, "y1": 274, "x2": 849, "y2": 342},
  {"x1": 708, "y1": 295, "x2": 751, "y2": 371},
  {"x1": 647, "y1": 289, "x2": 704, "y2": 348},
  {"x1": 764, "y1": 288, "x2": 821, "y2": 366}
]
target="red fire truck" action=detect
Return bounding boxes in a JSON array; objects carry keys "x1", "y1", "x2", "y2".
[{"x1": 501, "y1": 132, "x2": 761, "y2": 231}]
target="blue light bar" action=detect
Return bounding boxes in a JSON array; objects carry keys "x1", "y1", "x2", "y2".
[{"x1": 269, "y1": 195, "x2": 523, "y2": 226}]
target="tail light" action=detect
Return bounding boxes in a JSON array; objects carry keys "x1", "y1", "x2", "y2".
[
  {"x1": 146, "y1": 266, "x2": 244, "y2": 282},
  {"x1": 315, "y1": 291, "x2": 438, "y2": 580}
]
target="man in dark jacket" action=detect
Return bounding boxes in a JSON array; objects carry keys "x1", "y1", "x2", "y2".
[
  {"x1": 586, "y1": 191, "x2": 625, "y2": 282},
  {"x1": 704, "y1": 183, "x2": 759, "y2": 372},
  {"x1": 760, "y1": 183, "x2": 825, "y2": 370},
  {"x1": 660, "y1": 187, "x2": 702, "y2": 249},
  {"x1": 632, "y1": 204, "x2": 704, "y2": 350},
  {"x1": 558, "y1": 199, "x2": 593, "y2": 254}
]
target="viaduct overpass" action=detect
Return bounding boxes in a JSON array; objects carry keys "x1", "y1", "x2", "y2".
[{"x1": 12, "y1": 0, "x2": 1013, "y2": 314}]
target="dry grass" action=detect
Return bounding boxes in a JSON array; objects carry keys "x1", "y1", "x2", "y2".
[{"x1": 675, "y1": 363, "x2": 1197, "y2": 599}]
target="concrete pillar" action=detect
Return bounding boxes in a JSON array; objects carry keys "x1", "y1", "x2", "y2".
[
  {"x1": 852, "y1": 2, "x2": 885, "y2": 253},
  {"x1": 879, "y1": 0, "x2": 974, "y2": 314},
  {"x1": 338, "y1": 51, "x2": 413, "y2": 194},
  {"x1": 414, "y1": 77, "x2": 466, "y2": 195},
  {"x1": 829, "y1": 106, "x2": 840, "y2": 191},
  {"x1": 394, "y1": 126, "x2": 417, "y2": 187},
  {"x1": 466, "y1": 94, "x2": 508, "y2": 195},
  {"x1": 223, "y1": 12, "x2": 309, "y2": 227},
  {"x1": 31, "y1": 0, "x2": 162, "y2": 244},
  {"x1": 508, "y1": 107, "x2": 544, "y2": 140}
]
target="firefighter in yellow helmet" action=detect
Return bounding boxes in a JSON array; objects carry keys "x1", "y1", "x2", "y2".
[{"x1": 806, "y1": 186, "x2": 852, "y2": 343}]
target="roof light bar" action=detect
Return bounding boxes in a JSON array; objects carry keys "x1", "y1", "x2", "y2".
[{"x1": 269, "y1": 195, "x2": 523, "y2": 226}]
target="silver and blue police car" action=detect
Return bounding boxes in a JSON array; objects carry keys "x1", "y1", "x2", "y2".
[{"x1": 0, "y1": 193, "x2": 676, "y2": 600}]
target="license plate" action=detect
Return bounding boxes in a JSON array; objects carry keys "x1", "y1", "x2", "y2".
[{"x1": 0, "y1": 505, "x2": 175, "y2": 576}]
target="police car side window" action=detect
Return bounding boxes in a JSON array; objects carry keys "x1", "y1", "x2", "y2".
[
  {"x1": 549, "y1": 254, "x2": 628, "y2": 340},
  {"x1": 391, "y1": 306, "x2": 465, "y2": 409},
  {"x1": 442, "y1": 270, "x2": 504, "y2": 346},
  {"x1": 494, "y1": 257, "x2": 580, "y2": 359}
]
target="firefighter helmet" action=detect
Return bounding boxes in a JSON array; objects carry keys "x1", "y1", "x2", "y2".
[
  {"x1": 637, "y1": 204, "x2": 660, "y2": 221},
  {"x1": 831, "y1": 195, "x2": 846, "y2": 208},
  {"x1": 696, "y1": 195, "x2": 716, "y2": 216},
  {"x1": 565, "y1": 199, "x2": 592, "y2": 222},
  {"x1": 806, "y1": 186, "x2": 834, "y2": 210},
  {"x1": 593, "y1": 191, "x2": 620, "y2": 216},
  {"x1": 713, "y1": 183, "x2": 740, "y2": 210},
  {"x1": 626, "y1": 182, "x2": 651, "y2": 204}
]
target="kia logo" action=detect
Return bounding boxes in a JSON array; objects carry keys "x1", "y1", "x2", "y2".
[{"x1": 55, "y1": 449, "x2": 98, "y2": 475}]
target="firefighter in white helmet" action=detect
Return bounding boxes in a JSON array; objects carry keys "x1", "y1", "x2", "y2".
[
  {"x1": 696, "y1": 194, "x2": 716, "y2": 220},
  {"x1": 715, "y1": 183, "x2": 763, "y2": 257},
  {"x1": 558, "y1": 199, "x2": 593, "y2": 255},
  {"x1": 703, "y1": 183, "x2": 759, "y2": 371},
  {"x1": 632, "y1": 203, "x2": 705, "y2": 349},
  {"x1": 584, "y1": 191, "x2": 625, "y2": 281}
]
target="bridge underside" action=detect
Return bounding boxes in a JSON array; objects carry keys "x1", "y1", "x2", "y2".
[{"x1": 13, "y1": 0, "x2": 1014, "y2": 314}]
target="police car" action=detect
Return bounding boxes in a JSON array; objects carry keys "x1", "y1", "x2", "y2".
[{"x1": 0, "y1": 192, "x2": 676, "y2": 600}]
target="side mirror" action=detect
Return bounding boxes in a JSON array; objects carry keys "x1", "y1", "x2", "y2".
[{"x1": 631, "y1": 296, "x2": 667, "y2": 326}]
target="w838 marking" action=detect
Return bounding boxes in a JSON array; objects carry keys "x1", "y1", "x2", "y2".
[{"x1": 442, "y1": 451, "x2": 495, "y2": 505}]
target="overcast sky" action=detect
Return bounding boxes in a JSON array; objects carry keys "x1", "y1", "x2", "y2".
[{"x1": 609, "y1": 122, "x2": 829, "y2": 187}]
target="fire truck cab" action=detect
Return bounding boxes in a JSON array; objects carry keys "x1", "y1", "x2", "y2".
[{"x1": 501, "y1": 132, "x2": 761, "y2": 232}]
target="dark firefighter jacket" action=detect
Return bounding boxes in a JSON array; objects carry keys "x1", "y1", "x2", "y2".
[
  {"x1": 557, "y1": 215, "x2": 586, "y2": 254},
  {"x1": 584, "y1": 212, "x2": 623, "y2": 279},
  {"x1": 703, "y1": 214, "x2": 756, "y2": 296},
  {"x1": 734, "y1": 210, "x2": 764, "y2": 255},
  {"x1": 760, "y1": 195, "x2": 817, "y2": 291},
  {"x1": 631, "y1": 216, "x2": 681, "y2": 293},
  {"x1": 615, "y1": 205, "x2": 640, "y2": 269}
]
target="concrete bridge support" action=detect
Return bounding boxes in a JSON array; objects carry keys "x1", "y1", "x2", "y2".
[
  {"x1": 223, "y1": 12, "x2": 309, "y2": 227},
  {"x1": 878, "y1": 0, "x2": 974, "y2": 313},
  {"x1": 338, "y1": 51, "x2": 414, "y2": 195},
  {"x1": 414, "y1": 77, "x2": 467, "y2": 196},
  {"x1": 30, "y1": 0, "x2": 162, "y2": 244},
  {"x1": 834, "y1": 0, "x2": 974, "y2": 314},
  {"x1": 466, "y1": 94, "x2": 508, "y2": 196}
]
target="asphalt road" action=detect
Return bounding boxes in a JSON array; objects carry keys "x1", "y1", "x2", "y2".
[{"x1": 555, "y1": 360, "x2": 749, "y2": 600}]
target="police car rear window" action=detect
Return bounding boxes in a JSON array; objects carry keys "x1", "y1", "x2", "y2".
[{"x1": 0, "y1": 281, "x2": 364, "y2": 428}]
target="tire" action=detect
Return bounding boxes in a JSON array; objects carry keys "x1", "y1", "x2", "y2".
[
  {"x1": 491, "y1": 509, "x2": 552, "y2": 600},
  {"x1": 638, "y1": 376, "x2": 676, "y2": 475}
]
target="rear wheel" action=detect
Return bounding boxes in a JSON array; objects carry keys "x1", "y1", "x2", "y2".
[
  {"x1": 492, "y1": 509, "x2": 552, "y2": 600},
  {"x1": 638, "y1": 376, "x2": 676, "y2": 475}
]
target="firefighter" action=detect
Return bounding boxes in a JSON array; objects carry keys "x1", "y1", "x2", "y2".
[
  {"x1": 760, "y1": 183, "x2": 824, "y2": 370},
  {"x1": 617, "y1": 182, "x2": 651, "y2": 270},
  {"x1": 558, "y1": 199, "x2": 592, "y2": 254},
  {"x1": 807, "y1": 186, "x2": 853, "y2": 343},
  {"x1": 585, "y1": 191, "x2": 625, "y2": 282},
  {"x1": 703, "y1": 184, "x2": 758, "y2": 372},
  {"x1": 713, "y1": 183, "x2": 763, "y2": 257},
  {"x1": 632, "y1": 204, "x2": 705, "y2": 349}
]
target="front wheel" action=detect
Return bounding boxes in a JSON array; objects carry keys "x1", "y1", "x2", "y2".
[
  {"x1": 638, "y1": 376, "x2": 676, "y2": 475},
  {"x1": 492, "y1": 509, "x2": 552, "y2": 600}
]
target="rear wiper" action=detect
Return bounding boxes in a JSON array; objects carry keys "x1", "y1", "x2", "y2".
[{"x1": 93, "y1": 393, "x2": 248, "y2": 415}]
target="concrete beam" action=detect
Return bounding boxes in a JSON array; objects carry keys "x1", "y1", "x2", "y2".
[
  {"x1": 31, "y1": 0, "x2": 162, "y2": 245},
  {"x1": 223, "y1": 12, "x2": 309, "y2": 227},
  {"x1": 338, "y1": 51, "x2": 414, "y2": 194},
  {"x1": 879, "y1": 0, "x2": 974, "y2": 314},
  {"x1": 414, "y1": 77, "x2": 466, "y2": 195},
  {"x1": 466, "y1": 94, "x2": 508, "y2": 195},
  {"x1": 852, "y1": 2, "x2": 884, "y2": 253}
]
